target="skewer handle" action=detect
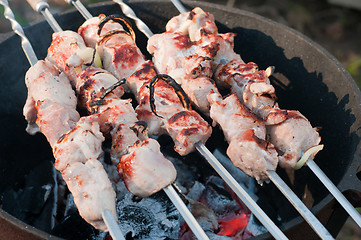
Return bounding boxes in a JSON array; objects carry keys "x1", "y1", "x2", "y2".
[
  {"x1": 307, "y1": 159, "x2": 361, "y2": 228},
  {"x1": 25, "y1": 0, "x2": 63, "y2": 32},
  {"x1": 26, "y1": 0, "x2": 48, "y2": 12},
  {"x1": 267, "y1": 170, "x2": 334, "y2": 240},
  {"x1": 0, "y1": 0, "x2": 38, "y2": 65},
  {"x1": 163, "y1": 185, "x2": 210, "y2": 240},
  {"x1": 67, "y1": 0, "x2": 93, "y2": 20}
]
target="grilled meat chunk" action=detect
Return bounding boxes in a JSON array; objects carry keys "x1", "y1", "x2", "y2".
[
  {"x1": 46, "y1": 30, "x2": 90, "y2": 85},
  {"x1": 23, "y1": 60, "x2": 79, "y2": 146},
  {"x1": 79, "y1": 14, "x2": 123, "y2": 48},
  {"x1": 267, "y1": 111, "x2": 321, "y2": 168},
  {"x1": 24, "y1": 60, "x2": 117, "y2": 232},
  {"x1": 118, "y1": 139, "x2": 177, "y2": 197},
  {"x1": 208, "y1": 92, "x2": 278, "y2": 183},
  {"x1": 166, "y1": 7, "x2": 218, "y2": 42}
]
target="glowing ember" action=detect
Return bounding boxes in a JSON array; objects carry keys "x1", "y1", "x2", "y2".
[{"x1": 218, "y1": 212, "x2": 250, "y2": 237}]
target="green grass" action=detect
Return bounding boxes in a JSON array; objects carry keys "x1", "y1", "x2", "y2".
[
  {"x1": 0, "y1": 5, "x2": 30, "y2": 26},
  {"x1": 347, "y1": 58, "x2": 361, "y2": 89}
]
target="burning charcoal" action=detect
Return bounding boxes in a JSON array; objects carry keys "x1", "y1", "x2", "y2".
[
  {"x1": 217, "y1": 212, "x2": 250, "y2": 238},
  {"x1": 207, "y1": 232, "x2": 234, "y2": 240},
  {"x1": 243, "y1": 214, "x2": 267, "y2": 237},
  {"x1": 189, "y1": 199, "x2": 218, "y2": 231},
  {"x1": 116, "y1": 192, "x2": 181, "y2": 240},
  {"x1": 201, "y1": 176, "x2": 243, "y2": 216}
]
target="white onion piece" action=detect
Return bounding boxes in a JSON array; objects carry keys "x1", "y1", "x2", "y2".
[
  {"x1": 76, "y1": 47, "x2": 102, "y2": 68},
  {"x1": 294, "y1": 144, "x2": 324, "y2": 170}
]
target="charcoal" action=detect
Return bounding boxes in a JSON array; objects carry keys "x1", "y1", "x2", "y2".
[
  {"x1": 116, "y1": 191, "x2": 181, "y2": 240},
  {"x1": 1, "y1": 160, "x2": 57, "y2": 232},
  {"x1": 244, "y1": 214, "x2": 267, "y2": 237},
  {"x1": 51, "y1": 212, "x2": 100, "y2": 240},
  {"x1": 186, "y1": 181, "x2": 205, "y2": 201},
  {"x1": 201, "y1": 176, "x2": 242, "y2": 216},
  {"x1": 1, "y1": 188, "x2": 23, "y2": 219},
  {"x1": 207, "y1": 232, "x2": 234, "y2": 240}
]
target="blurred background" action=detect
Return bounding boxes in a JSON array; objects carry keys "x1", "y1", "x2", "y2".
[{"x1": 0, "y1": 0, "x2": 360, "y2": 239}]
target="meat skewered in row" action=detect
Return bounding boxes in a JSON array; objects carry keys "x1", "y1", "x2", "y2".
[
  {"x1": 162, "y1": 7, "x2": 322, "y2": 170},
  {"x1": 27, "y1": 0, "x2": 324, "y2": 237},
  {"x1": 78, "y1": 15, "x2": 212, "y2": 156},
  {"x1": 73, "y1": 7, "x2": 287, "y2": 240},
  {"x1": 41, "y1": 3, "x2": 281, "y2": 237},
  {"x1": 153, "y1": 1, "x2": 358, "y2": 235},
  {"x1": 70, "y1": 0, "x2": 329, "y2": 236},
  {"x1": 24, "y1": 59, "x2": 118, "y2": 231},
  {"x1": 1, "y1": 0, "x2": 122, "y2": 233},
  {"x1": 102, "y1": 3, "x2": 332, "y2": 239},
  {"x1": 147, "y1": 14, "x2": 279, "y2": 183},
  {"x1": 46, "y1": 30, "x2": 176, "y2": 197},
  {"x1": 23, "y1": 3, "x2": 210, "y2": 237},
  {"x1": 140, "y1": 5, "x2": 333, "y2": 239}
]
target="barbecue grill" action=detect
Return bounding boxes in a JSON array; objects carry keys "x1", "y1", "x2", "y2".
[{"x1": 0, "y1": 0, "x2": 361, "y2": 239}]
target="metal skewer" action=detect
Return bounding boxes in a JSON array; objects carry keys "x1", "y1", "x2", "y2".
[
  {"x1": 27, "y1": 0, "x2": 62, "y2": 32},
  {"x1": 67, "y1": 1, "x2": 288, "y2": 239},
  {"x1": 102, "y1": 210, "x2": 125, "y2": 240},
  {"x1": 306, "y1": 159, "x2": 361, "y2": 228},
  {"x1": 0, "y1": 0, "x2": 37, "y2": 66},
  {"x1": 65, "y1": 0, "x2": 92, "y2": 20},
  {"x1": 163, "y1": 185, "x2": 210, "y2": 240},
  {"x1": 111, "y1": 0, "x2": 153, "y2": 38},
  {"x1": 20, "y1": 1, "x2": 126, "y2": 239},
  {"x1": 27, "y1": 1, "x2": 210, "y2": 239},
  {"x1": 62, "y1": 2, "x2": 210, "y2": 239},
  {"x1": 109, "y1": 0, "x2": 337, "y2": 238},
  {"x1": 167, "y1": 1, "x2": 335, "y2": 239},
  {"x1": 170, "y1": 0, "x2": 187, "y2": 14},
  {"x1": 170, "y1": 0, "x2": 361, "y2": 231}
]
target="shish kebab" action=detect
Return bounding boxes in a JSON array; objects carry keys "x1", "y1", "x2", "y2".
[
  {"x1": 92, "y1": 0, "x2": 332, "y2": 239},
  {"x1": 51, "y1": 0, "x2": 288, "y2": 239},
  {"x1": 99, "y1": 0, "x2": 333, "y2": 239},
  {"x1": 25, "y1": 0, "x2": 210, "y2": 239},
  {"x1": 166, "y1": 0, "x2": 361, "y2": 229},
  {"x1": 67, "y1": 0, "x2": 290, "y2": 239},
  {"x1": 0, "y1": 0, "x2": 124, "y2": 238},
  {"x1": 146, "y1": 5, "x2": 335, "y2": 239}
]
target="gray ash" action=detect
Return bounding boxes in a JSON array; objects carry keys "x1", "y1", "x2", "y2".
[{"x1": 116, "y1": 192, "x2": 181, "y2": 239}]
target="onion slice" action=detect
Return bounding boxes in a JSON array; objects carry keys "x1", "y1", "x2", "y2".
[
  {"x1": 76, "y1": 47, "x2": 102, "y2": 68},
  {"x1": 295, "y1": 144, "x2": 324, "y2": 170}
]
